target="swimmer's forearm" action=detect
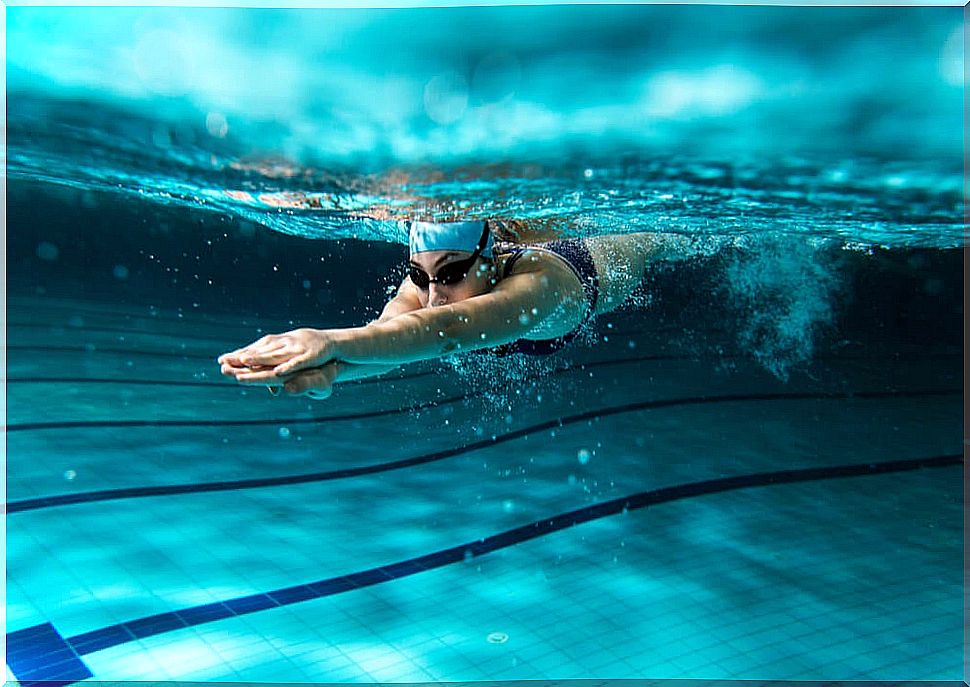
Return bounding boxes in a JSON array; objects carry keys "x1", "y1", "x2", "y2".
[
  {"x1": 326, "y1": 275, "x2": 563, "y2": 366},
  {"x1": 331, "y1": 306, "x2": 519, "y2": 365},
  {"x1": 330, "y1": 321, "x2": 467, "y2": 366}
]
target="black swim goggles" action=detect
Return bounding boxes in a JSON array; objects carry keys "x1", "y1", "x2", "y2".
[{"x1": 408, "y1": 222, "x2": 492, "y2": 290}]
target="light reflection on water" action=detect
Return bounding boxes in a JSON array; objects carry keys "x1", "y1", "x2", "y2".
[{"x1": 6, "y1": 5, "x2": 964, "y2": 248}]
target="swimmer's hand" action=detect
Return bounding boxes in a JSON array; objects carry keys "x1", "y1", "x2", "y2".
[
  {"x1": 219, "y1": 359, "x2": 338, "y2": 400},
  {"x1": 218, "y1": 328, "x2": 337, "y2": 378}
]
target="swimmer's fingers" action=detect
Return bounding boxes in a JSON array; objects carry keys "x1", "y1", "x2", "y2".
[
  {"x1": 221, "y1": 328, "x2": 332, "y2": 372},
  {"x1": 217, "y1": 334, "x2": 277, "y2": 365},
  {"x1": 272, "y1": 351, "x2": 318, "y2": 376},
  {"x1": 236, "y1": 338, "x2": 291, "y2": 363},
  {"x1": 220, "y1": 362, "x2": 274, "y2": 379},
  {"x1": 239, "y1": 346, "x2": 299, "y2": 367},
  {"x1": 219, "y1": 343, "x2": 292, "y2": 368},
  {"x1": 270, "y1": 329, "x2": 338, "y2": 374},
  {"x1": 233, "y1": 367, "x2": 297, "y2": 384},
  {"x1": 217, "y1": 350, "x2": 248, "y2": 366},
  {"x1": 236, "y1": 329, "x2": 326, "y2": 367}
]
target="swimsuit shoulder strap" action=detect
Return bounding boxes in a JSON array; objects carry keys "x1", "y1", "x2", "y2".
[{"x1": 495, "y1": 242, "x2": 527, "y2": 279}]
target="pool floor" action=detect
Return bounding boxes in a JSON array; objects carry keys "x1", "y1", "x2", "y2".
[{"x1": 5, "y1": 295, "x2": 963, "y2": 684}]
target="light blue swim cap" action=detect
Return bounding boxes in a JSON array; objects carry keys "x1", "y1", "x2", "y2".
[{"x1": 408, "y1": 220, "x2": 494, "y2": 258}]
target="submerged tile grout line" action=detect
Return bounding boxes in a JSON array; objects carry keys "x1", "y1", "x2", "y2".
[
  {"x1": 7, "y1": 346, "x2": 704, "y2": 389},
  {"x1": 6, "y1": 344, "x2": 235, "y2": 361},
  {"x1": 7, "y1": 321, "x2": 237, "y2": 343},
  {"x1": 5, "y1": 348, "x2": 961, "y2": 388},
  {"x1": 6, "y1": 452, "x2": 961, "y2": 686},
  {"x1": 7, "y1": 315, "x2": 703, "y2": 339},
  {"x1": 5, "y1": 350, "x2": 701, "y2": 431},
  {"x1": 6, "y1": 340, "x2": 962, "y2": 428},
  {"x1": 4, "y1": 349, "x2": 701, "y2": 394},
  {"x1": 6, "y1": 388, "x2": 960, "y2": 514},
  {"x1": 5, "y1": 306, "x2": 305, "y2": 331},
  {"x1": 8, "y1": 338, "x2": 961, "y2": 370},
  {"x1": 6, "y1": 392, "x2": 461, "y2": 433}
]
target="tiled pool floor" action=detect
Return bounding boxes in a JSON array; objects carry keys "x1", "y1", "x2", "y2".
[{"x1": 5, "y1": 297, "x2": 963, "y2": 683}]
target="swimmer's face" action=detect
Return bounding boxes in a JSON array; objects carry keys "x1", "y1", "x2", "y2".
[{"x1": 409, "y1": 250, "x2": 497, "y2": 308}]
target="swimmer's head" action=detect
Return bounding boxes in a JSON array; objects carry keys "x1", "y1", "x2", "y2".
[{"x1": 407, "y1": 220, "x2": 497, "y2": 307}]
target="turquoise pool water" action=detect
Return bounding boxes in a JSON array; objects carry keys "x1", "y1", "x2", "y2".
[{"x1": 5, "y1": 5, "x2": 964, "y2": 685}]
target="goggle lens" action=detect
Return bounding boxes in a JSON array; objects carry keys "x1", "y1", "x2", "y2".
[
  {"x1": 408, "y1": 265, "x2": 430, "y2": 289},
  {"x1": 409, "y1": 256, "x2": 477, "y2": 290}
]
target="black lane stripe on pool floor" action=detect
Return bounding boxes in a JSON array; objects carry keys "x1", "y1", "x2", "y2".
[
  {"x1": 3, "y1": 350, "x2": 704, "y2": 396},
  {"x1": 6, "y1": 348, "x2": 960, "y2": 389},
  {"x1": 6, "y1": 388, "x2": 961, "y2": 515},
  {"x1": 6, "y1": 393, "x2": 462, "y2": 432},
  {"x1": 7, "y1": 452, "x2": 961, "y2": 686},
  {"x1": 5, "y1": 369, "x2": 438, "y2": 388}
]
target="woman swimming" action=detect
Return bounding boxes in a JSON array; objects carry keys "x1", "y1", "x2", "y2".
[{"x1": 218, "y1": 220, "x2": 679, "y2": 399}]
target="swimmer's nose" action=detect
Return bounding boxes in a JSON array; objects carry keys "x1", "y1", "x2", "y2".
[{"x1": 428, "y1": 284, "x2": 447, "y2": 307}]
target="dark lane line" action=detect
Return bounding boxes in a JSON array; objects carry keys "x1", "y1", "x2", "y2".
[
  {"x1": 5, "y1": 393, "x2": 466, "y2": 432},
  {"x1": 3, "y1": 351, "x2": 690, "y2": 391},
  {"x1": 6, "y1": 345, "x2": 220, "y2": 361},
  {"x1": 6, "y1": 349, "x2": 960, "y2": 388},
  {"x1": 6, "y1": 308, "x2": 291, "y2": 330},
  {"x1": 6, "y1": 341, "x2": 961, "y2": 428},
  {"x1": 3, "y1": 353, "x2": 715, "y2": 431},
  {"x1": 7, "y1": 346, "x2": 692, "y2": 382},
  {"x1": 6, "y1": 452, "x2": 961, "y2": 686},
  {"x1": 8, "y1": 321, "x2": 235, "y2": 343},
  {"x1": 8, "y1": 318, "x2": 700, "y2": 340},
  {"x1": 4, "y1": 370, "x2": 437, "y2": 390},
  {"x1": 6, "y1": 388, "x2": 960, "y2": 514}
]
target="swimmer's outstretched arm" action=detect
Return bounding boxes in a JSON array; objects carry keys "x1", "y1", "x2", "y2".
[
  {"x1": 335, "y1": 272, "x2": 576, "y2": 366},
  {"x1": 220, "y1": 277, "x2": 420, "y2": 395},
  {"x1": 225, "y1": 266, "x2": 580, "y2": 382}
]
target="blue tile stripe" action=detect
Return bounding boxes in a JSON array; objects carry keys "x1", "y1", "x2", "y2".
[
  {"x1": 6, "y1": 388, "x2": 960, "y2": 513},
  {"x1": 7, "y1": 452, "x2": 960, "y2": 686},
  {"x1": 7, "y1": 623, "x2": 93, "y2": 686}
]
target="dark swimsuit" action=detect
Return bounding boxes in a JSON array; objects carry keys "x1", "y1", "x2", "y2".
[{"x1": 487, "y1": 239, "x2": 600, "y2": 356}]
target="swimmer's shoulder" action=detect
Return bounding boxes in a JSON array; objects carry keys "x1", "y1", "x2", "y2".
[
  {"x1": 494, "y1": 242, "x2": 549, "y2": 276},
  {"x1": 494, "y1": 242, "x2": 586, "y2": 295}
]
